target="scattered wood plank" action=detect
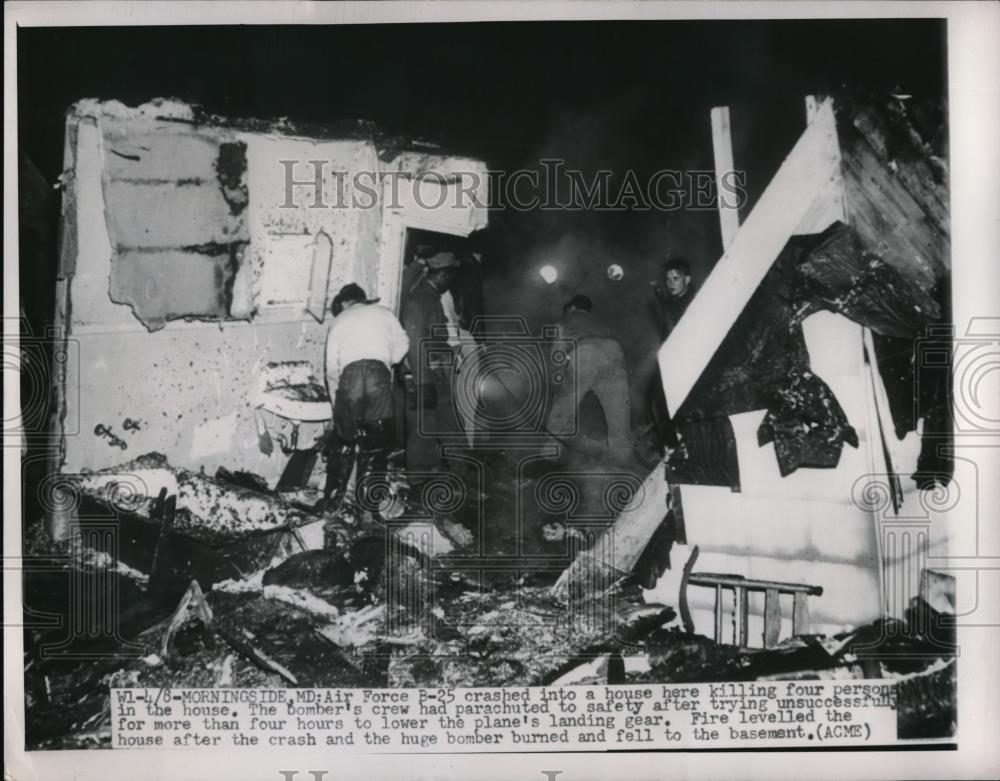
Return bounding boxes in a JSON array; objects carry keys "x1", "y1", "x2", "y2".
[
  {"x1": 213, "y1": 626, "x2": 299, "y2": 685},
  {"x1": 158, "y1": 578, "x2": 299, "y2": 684},
  {"x1": 160, "y1": 579, "x2": 213, "y2": 659},
  {"x1": 551, "y1": 460, "x2": 671, "y2": 603}
]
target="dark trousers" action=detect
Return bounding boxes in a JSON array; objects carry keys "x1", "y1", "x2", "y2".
[
  {"x1": 323, "y1": 360, "x2": 393, "y2": 508},
  {"x1": 546, "y1": 338, "x2": 631, "y2": 464},
  {"x1": 404, "y1": 367, "x2": 460, "y2": 475}
]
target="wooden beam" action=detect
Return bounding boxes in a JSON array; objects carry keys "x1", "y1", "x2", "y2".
[
  {"x1": 552, "y1": 459, "x2": 671, "y2": 602},
  {"x1": 678, "y1": 545, "x2": 700, "y2": 634},
  {"x1": 687, "y1": 574, "x2": 822, "y2": 595},
  {"x1": 658, "y1": 98, "x2": 842, "y2": 415},
  {"x1": 764, "y1": 588, "x2": 782, "y2": 648},
  {"x1": 805, "y1": 94, "x2": 820, "y2": 123},
  {"x1": 793, "y1": 172, "x2": 846, "y2": 236},
  {"x1": 736, "y1": 586, "x2": 750, "y2": 647},
  {"x1": 713, "y1": 585, "x2": 724, "y2": 643},
  {"x1": 711, "y1": 106, "x2": 741, "y2": 251},
  {"x1": 792, "y1": 591, "x2": 811, "y2": 636}
]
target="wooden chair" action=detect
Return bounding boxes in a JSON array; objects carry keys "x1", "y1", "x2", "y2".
[{"x1": 679, "y1": 545, "x2": 823, "y2": 648}]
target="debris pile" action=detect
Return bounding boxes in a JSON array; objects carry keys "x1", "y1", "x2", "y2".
[
  {"x1": 22, "y1": 451, "x2": 956, "y2": 749},
  {"x1": 67, "y1": 452, "x2": 308, "y2": 543}
]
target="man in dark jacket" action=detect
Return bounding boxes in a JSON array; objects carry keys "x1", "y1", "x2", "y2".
[
  {"x1": 649, "y1": 257, "x2": 698, "y2": 451},
  {"x1": 654, "y1": 256, "x2": 697, "y2": 339},
  {"x1": 400, "y1": 251, "x2": 462, "y2": 474}
]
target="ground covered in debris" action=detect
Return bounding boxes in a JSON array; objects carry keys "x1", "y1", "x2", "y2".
[
  {"x1": 21, "y1": 445, "x2": 957, "y2": 749},
  {"x1": 22, "y1": 506, "x2": 956, "y2": 749}
]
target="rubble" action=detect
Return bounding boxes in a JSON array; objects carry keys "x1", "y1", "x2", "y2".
[
  {"x1": 23, "y1": 489, "x2": 958, "y2": 749},
  {"x1": 22, "y1": 76, "x2": 960, "y2": 756},
  {"x1": 68, "y1": 452, "x2": 308, "y2": 543}
]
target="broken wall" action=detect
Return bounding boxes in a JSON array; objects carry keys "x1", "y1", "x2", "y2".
[
  {"x1": 58, "y1": 110, "x2": 370, "y2": 484},
  {"x1": 658, "y1": 316, "x2": 955, "y2": 641},
  {"x1": 646, "y1": 96, "x2": 956, "y2": 640},
  {"x1": 102, "y1": 125, "x2": 249, "y2": 330},
  {"x1": 648, "y1": 313, "x2": 886, "y2": 639},
  {"x1": 55, "y1": 101, "x2": 489, "y2": 486}
]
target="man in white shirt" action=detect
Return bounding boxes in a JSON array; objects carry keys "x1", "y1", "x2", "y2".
[{"x1": 320, "y1": 283, "x2": 409, "y2": 513}]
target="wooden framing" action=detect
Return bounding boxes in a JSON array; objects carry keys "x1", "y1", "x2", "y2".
[
  {"x1": 658, "y1": 98, "x2": 842, "y2": 415},
  {"x1": 685, "y1": 571, "x2": 823, "y2": 647},
  {"x1": 710, "y1": 106, "x2": 740, "y2": 251},
  {"x1": 556, "y1": 98, "x2": 853, "y2": 616}
]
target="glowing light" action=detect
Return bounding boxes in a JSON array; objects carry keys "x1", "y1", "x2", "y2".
[
  {"x1": 607, "y1": 264, "x2": 624, "y2": 281},
  {"x1": 539, "y1": 265, "x2": 558, "y2": 284}
]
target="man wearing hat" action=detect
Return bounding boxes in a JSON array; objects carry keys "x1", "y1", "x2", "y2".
[
  {"x1": 400, "y1": 251, "x2": 462, "y2": 474},
  {"x1": 320, "y1": 283, "x2": 409, "y2": 513},
  {"x1": 546, "y1": 294, "x2": 632, "y2": 465}
]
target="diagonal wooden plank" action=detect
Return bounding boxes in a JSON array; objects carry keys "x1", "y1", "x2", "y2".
[
  {"x1": 794, "y1": 169, "x2": 846, "y2": 236},
  {"x1": 658, "y1": 98, "x2": 842, "y2": 415},
  {"x1": 552, "y1": 458, "x2": 671, "y2": 602}
]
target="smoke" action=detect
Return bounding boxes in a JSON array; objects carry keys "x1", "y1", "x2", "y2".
[{"x1": 480, "y1": 92, "x2": 723, "y2": 425}]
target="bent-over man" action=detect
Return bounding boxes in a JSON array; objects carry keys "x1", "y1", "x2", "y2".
[
  {"x1": 546, "y1": 294, "x2": 631, "y2": 465},
  {"x1": 321, "y1": 283, "x2": 409, "y2": 513}
]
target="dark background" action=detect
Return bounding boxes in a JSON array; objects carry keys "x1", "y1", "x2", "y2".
[{"x1": 18, "y1": 19, "x2": 948, "y2": 421}]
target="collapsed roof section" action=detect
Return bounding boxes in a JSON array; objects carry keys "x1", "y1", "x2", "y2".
[{"x1": 673, "y1": 219, "x2": 944, "y2": 481}]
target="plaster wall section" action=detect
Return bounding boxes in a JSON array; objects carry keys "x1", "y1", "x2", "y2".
[
  {"x1": 671, "y1": 312, "x2": 886, "y2": 638},
  {"x1": 56, "y1": 103, "x2": 491, "y2": 488},
  {"x1": 59, "y1": 113, "x2": 375, "y2": 483}
]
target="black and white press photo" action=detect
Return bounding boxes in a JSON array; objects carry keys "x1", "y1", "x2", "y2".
[{"x1": 5, "y1": 2, "x2": 1000, "y2": 779}]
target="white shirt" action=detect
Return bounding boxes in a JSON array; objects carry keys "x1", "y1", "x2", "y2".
[{"x1": 324, "y1": 303, "x2": 409, "y2": 392}]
